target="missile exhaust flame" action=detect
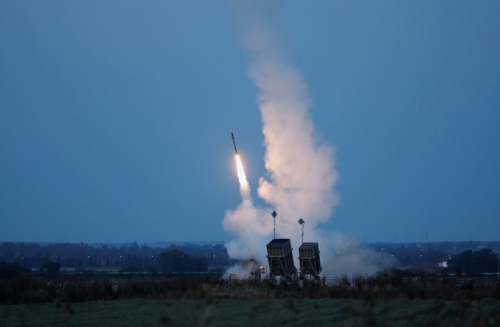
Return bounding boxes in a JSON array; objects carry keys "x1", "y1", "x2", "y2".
[
  {"x1": 231, "y1": 133, "x2": 248, "y2": 187},
  {"x1": 235, "y1": 154, "x2": 248, "y2": 187}
]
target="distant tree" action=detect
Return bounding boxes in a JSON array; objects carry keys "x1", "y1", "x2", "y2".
[
  {"x1": 42, "y1": 261, "x2": 61, "y2": 274},
  {"x1": 158, "y1": 249, "x2": 207, "y2": 272},
  {"x1": 448, "y1": 248, "x2": 498, "y2": 275},
  {"x1": 0, "y1": 262, "x2": 30, "y2": 279}
]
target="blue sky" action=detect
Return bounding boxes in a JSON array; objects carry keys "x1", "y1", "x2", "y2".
[{"x1": 0, "y1": 1, "x2": 499, "y2": 243}]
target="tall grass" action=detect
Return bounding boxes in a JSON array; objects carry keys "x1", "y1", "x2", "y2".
[{"x1": 1, "y1": 273, "x2": 499, "y2": 305}]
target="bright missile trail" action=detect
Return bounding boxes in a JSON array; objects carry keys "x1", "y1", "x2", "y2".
[
  {"x1": 235, "y1": 155, "x2": 248, "y2": 186},
  {"x1": 231, "y1": 133, "x2": 247, "y2": 186}
]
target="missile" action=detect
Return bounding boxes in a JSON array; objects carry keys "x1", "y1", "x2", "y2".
[{"x1": 231, "y1": 132, "x2": 238, "y2": 154}]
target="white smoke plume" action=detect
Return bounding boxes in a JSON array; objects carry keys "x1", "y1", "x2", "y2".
[{"x1": 223, "y1": 1, "x2": 392, "y2": 276}]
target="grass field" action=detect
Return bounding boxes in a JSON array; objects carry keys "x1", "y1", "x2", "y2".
[{"x1": 1, "y1": 297, "x2": 499, "y2": 327}]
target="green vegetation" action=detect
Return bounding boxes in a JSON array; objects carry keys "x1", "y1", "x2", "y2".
[
  {"x1": 1, "y1": 269, "x2": 500, "y2": 326},
  {"x1": 1, "y1": 298, "x2": 499, "y2": 327},
  {"x1": 2, "y1": 272, "x2": 500, "y2": 305}
]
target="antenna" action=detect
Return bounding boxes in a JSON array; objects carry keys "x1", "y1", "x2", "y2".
[
  {"x1": 271, "y1": 211, "x2": 277, "y2": 239},
  {"x1": 298, "y1": 218, "x2": 305, "y2": 244},
  {"x1": 426, "y1": 231, "x2": 428, "y2": 253}
]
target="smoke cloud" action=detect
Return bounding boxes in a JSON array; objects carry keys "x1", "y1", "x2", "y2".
[{"x1": 224, "y1": 1, "x2": 391, "y2": 276}]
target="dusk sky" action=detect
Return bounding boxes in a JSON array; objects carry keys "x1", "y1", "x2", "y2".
[{"x1": 1, "y1": 1, "x2": 499, "y2": 244}]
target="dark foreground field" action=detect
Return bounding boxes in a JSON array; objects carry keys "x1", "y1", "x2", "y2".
[{"x1": 1, "y1": 297, "x2": 500, "y2": 327}]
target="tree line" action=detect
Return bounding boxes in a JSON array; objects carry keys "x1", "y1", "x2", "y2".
[{"x1": 0, "y1": 242, "x2": 232, "y2": 271}]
